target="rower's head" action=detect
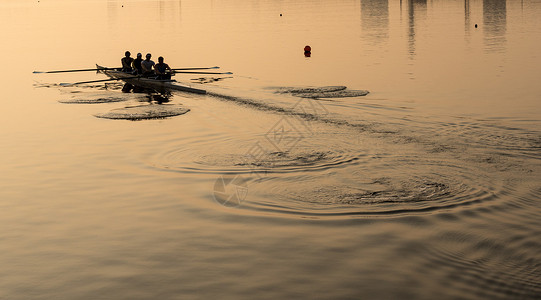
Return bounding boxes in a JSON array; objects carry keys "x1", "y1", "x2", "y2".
[
  {"x1": 146, "y1": 53, "x2": 152, "y2": 60},
  {"x1": 125, "y1": 51, "x2": 131, "y2": 57},
  {"x1": 158, "y1": 56, "x2": 164, "y2": 63},
  {"x1": 137, "y1": 53, "x2": 142, "y2": 58}
]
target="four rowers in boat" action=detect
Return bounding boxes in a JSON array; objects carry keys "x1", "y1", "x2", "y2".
[{"x1": 122, "y1": 51, "x2": 172, "y2": 80}]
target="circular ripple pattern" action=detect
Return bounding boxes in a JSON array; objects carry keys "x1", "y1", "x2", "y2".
[
  {"x1": 240, "y1": 156, "x2": 508, "y2": 218},
  {"x1": 59, "y1": 97, "x2": 128, "y2": 104},
  {"x1": 195, "y1": 150, "x2": 365, "y2": 173},
  {"x1": 147, "y1": 145, "x2": 367, "y2": 175},
  {"x1": 294, "y1": 89, "x2": 370, "y2": 99},
  {"x1": 274, "y1": 86, "x2": 348, "y2": 94},
  {"x1": 272, "y1": 85, "x2": 370, "y2": 99},
  {"x1": 95, "y1": 104, "x2": 190, "y2": 120},
  {"x1": 141, "y1": 126, "x2": 515, "y2": 219}
]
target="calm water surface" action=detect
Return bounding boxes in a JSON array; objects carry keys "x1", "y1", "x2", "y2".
[{"x1": 1, "y1": 0, "x2": 540, "y2": 299}]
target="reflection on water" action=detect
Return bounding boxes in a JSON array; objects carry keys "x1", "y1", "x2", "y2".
[
  {"x1": 361, "y1": 0, "x2": 389, "y2": 43},
  {"x1": 465, "y1": 0, "x2": 471, "y2": 38},
  {"x1": 107, "y1": 0, "x2": 183, "y2": 31},
  {"x1": 483, "y1": 0, "x2": 507, "y2": 53},
  {"x1": 407, "y1": 0, "x2": 427, "y2": 59}
]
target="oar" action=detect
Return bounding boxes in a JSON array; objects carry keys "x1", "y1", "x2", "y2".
[
  {"x1": 172, "y1": 66, "x2": 220, "y2": 71},
  {"x1": 173, "y1": 71, "x2": 233, "y2": 75},
  {"x1": 59, "y1": 76, "x2": 140, "y2": 86},
  {"x1": 33, "y1": 67, "x2": 121, "y2": 74}
]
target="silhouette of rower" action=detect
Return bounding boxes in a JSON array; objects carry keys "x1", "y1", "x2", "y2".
[
  {"x1": 121, "y1": 51, "x2": 134, "y2": 72},
  {"x1": 141, "y1": 53, "x2": 155, "y2": 77},
  {"x1": 132, "y1": 53, "x2": 143, "y2": 74},
  {"x1": 154, "y1": 56, "x2": 172, "y2": 80}
]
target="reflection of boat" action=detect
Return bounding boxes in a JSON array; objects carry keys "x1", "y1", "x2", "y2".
[{"x1": 96, "y1": 64, "x2": 206, "y2": 95}]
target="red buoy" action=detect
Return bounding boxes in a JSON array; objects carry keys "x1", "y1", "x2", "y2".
[{"x1": 304, "y1": 45, "x2": 311, "y2": 52}]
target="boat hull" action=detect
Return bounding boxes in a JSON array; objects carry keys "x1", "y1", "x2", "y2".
[{"x1": 96, "y1": 65, "x2": 206, "y2": 94}]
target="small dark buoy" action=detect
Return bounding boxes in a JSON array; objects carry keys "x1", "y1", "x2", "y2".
[
  {"x1": 304, "y1": 45, "x2": 311, "y2": 57},
  {"x1": 280, "y1": 13, "x2": 282, "y2": 16},
  {"x1": 475, "y1": 24, "x2": 478, "y2": 28}
]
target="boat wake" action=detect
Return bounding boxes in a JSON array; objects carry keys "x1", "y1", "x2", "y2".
[
  {"x1": 202, "y1": 85, "x2": 376, "y2": 134},
  {"x1": 128, "y1": 84, "x2": 541, "y2": 219}
]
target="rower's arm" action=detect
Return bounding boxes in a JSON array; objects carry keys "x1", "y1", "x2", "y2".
[
  {"x1": 153, "y1": 64, "x2": 163, "y2": 74},
  {"x1": 142, "y1": 63, "x2": 150, "y2": 72}
]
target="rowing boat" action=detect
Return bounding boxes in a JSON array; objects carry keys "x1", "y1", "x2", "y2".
[{"x1": 96, "y1": 64, "x2": 206, "y2": 94}]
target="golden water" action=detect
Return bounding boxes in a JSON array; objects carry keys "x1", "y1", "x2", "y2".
[{"x1": 1, "y1": 0, "x2": 540, "y2": 298}]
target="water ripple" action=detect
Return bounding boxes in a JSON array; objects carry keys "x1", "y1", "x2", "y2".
[
  {"x1": 95, "y1": 104, "x2": 190, "y2": 120},
  {"x1": 436, "y1": 120, "x2": 541, "y2": 159},
  {"x1": 146, "y1": 141, "x2": 367, "y2": 175},
  {"x1": 237, "y1": 156, "x2": 508, "y2": 218},
  {"x1": 59, "y1": 97, "x2": 128, "y2": 104},
  {"x1": 416, "y1": 229, "x2": 541, "y2": 299}
]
